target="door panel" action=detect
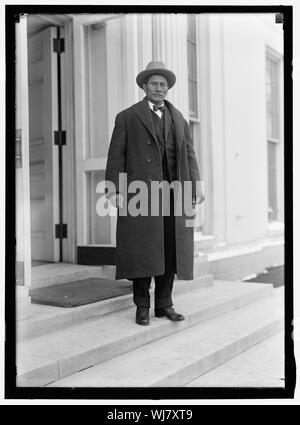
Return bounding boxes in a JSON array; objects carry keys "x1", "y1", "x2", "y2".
[{"x1": 28, "y1": 27, "x2": 59, "y2": 261}]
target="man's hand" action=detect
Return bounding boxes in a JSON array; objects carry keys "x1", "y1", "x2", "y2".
[
  {"x1": 108, "y1": 194, "x2": 124, "y2": 208},
  {"x1": 192, "y1": 194, "x2": 205, "y2": 206}
]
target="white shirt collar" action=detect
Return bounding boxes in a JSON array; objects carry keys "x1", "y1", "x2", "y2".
[
  {"x1": 148, "y1": 100, "x2": 164, "y2": 117},
  {"x1": 148, "y1": 100, "x2": 164, "y2": 111}
]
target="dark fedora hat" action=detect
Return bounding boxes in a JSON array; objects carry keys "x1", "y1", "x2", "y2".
[{"x1": 136, "y1": 61, "x2": 176, "y2": 89}]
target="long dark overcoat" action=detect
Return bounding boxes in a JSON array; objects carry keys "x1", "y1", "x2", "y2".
[{"x1": 105, "y1": 97, "x2": 201, "y2": 280}]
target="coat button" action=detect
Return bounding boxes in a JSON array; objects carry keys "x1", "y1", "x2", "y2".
[
  {"x1": 147, "y1": 158, "x2": 152, "y2": 163},
  {"x1": 146, "y1": 140, "x2": 151, "y2": 145}
]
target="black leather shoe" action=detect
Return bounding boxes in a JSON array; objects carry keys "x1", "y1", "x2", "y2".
[
  {"x1": 155, "y1": 306, "x2": 185, "y2": 321},
  {"x1": 136, "y1": 307, "x2": 150, "y2": 326}
]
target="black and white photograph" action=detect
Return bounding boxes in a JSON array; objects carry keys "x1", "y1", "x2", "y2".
[{"x1": 3, "y1": 2, "x2": 298, "y2": 404}]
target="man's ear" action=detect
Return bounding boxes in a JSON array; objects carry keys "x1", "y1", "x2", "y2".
[{"x1": 142, "y1": 83, "x2": 147, "y2": 92}]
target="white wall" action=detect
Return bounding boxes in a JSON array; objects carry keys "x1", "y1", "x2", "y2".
[
  {"x1": 207, "y1": 13, "x2": 283, "y2": 247},
  {"x1": 94, "y1": 13, "x2": 284, "y2": 250}
]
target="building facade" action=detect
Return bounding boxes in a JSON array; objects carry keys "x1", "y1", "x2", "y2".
[{"x1": 16, "y1": 12, "x2": 284, "y2": 288}]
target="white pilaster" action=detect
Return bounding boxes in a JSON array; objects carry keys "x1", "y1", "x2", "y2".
[
  {"x1": 206, "y1": 14, "x2": 227, "y2": 245},
  {"x1": 197, "y1": 15, "x2": 214, "y2": 238},
  {"x1": 122, "y1": 14, "x2": 140, "y2": 107},
  {"x1": 137, "y1": 14, "x2": 153, "y2": 101},
  {"x1": 16, "y1": 15, "x2": 32, "y2": 286},
  {"x1": 152, "y1": 14, "x2": 189, "y2": 120}
]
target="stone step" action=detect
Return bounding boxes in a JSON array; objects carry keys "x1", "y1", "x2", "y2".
[
  {"x1": 17, "y1": 275, "x2": 213, "y2": 342},
  {"x1": 193, "y1": 254, "x2": 210, "y2": 276},
  {"x1": 193, "y1": 234, "x2": 215, "y2": 255},
  {"x1": 185, "y1": 329, "x2": 284, "y2": 388},
  {"x1": 48, "y1": 288, "x2": 284, "y2": 387},
  {"x1": 16, "y1": 281, "x2": 273, "y2": 387},
  {"x1": 31, "y1": 263, "x2": 117, "y2": 289}
]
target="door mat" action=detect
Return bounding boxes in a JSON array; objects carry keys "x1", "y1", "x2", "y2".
[
  {"x1": 29, "y1": 278, "x2": 133, "y2": 307},
  {"x1": 244, "y1": 265, "x2": 284, "y2": 288}
]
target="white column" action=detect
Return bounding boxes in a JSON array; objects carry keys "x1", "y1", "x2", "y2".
[
  {"x1": 137, "y1": 14, "x2": 153, "y2": 101},
  {"x1": 106, "y1": 17, "x2": 124, "y2": 136},
  {"x1": 73, "y1": 17, "x2": 88, "y2": 245},
  {"x1": 198, "y1": 14, "x2": 214, "y2": 237},
  {"x1": 16, "y1": 16, "x2": 31, "y2": 287},
  {"x1": 152, "y1": 14, "x2": 189, "y2": 120},
  {"x1": 121, "y1": 14, "x2": 140, "y2": 107},
  {"x1": 206, "y1": 14, "x2": 227, "y2": 245}
]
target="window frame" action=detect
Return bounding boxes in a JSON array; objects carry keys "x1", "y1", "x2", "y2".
[
  {"x1": 187, "y1": 14, "x2": 199, "y2": 119},
  {"x1": 266, "y1": 54, "x2": 280, "y2": 142},
  {"x1": 265, "y1": 47, "x2": 283, "y2": 224}
]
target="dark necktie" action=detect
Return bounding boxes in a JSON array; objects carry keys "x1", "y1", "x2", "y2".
[{"x1": 153, "y1": 104, "x2": 165, "y2": 113}]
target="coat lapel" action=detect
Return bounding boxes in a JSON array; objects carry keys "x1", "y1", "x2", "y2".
[
  {"x1": 132, "y1": 98, "x2": 185, "y2": 156},
  {"x1": 132, "y1": 98, "x2": 159, "y2": 146},
  {"x1": 164, "y1": 99, "x2": 184, "y2": 153},
  {"x1": 164, "y1": 107, "x2": 172, "y2": 140}
]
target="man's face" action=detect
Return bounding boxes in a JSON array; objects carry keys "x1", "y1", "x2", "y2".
[{"x1": 143, "y1": 75, "x2": 169, "y2": 105}]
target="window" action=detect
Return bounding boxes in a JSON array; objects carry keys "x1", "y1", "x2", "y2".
[
  {"x1": 187, "y1": 15, "x2": 205, "y2": 234},
  {"x1": 187, "y1": 14, "x2": 198, "y2": 117},
  {"x1": 267, "y1": 142, "x2": 278, "y2": 221},
  {"x1": 266, "y1": 56, "x2": 280, "y2": 140},
  {"x1": 266, "y1": 55, "x2": 280, "y2": 222}
]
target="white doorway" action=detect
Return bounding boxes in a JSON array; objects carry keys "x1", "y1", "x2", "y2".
[
  {"x1": 73, "y1": 14, "x2": 131, "y2": 252},
  {"x1": 16, "y1": 16, "x2": 31, "y2": 286},
  {"x1": 28, "y1": 26, "x2": 60, "y2": 262}
]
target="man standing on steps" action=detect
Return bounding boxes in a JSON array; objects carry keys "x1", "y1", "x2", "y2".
[{"x1": 105, "y1": 61, "x2": 205, "y2": 326}]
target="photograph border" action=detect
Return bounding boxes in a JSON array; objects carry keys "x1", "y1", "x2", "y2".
[{"x1": 5, "y1": 3, "x2": 295, "y2": 400}]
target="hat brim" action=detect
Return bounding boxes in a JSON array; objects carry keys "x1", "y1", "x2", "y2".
[{"x1": 136, "y1": 68, "x2": 176, "y2": 89}]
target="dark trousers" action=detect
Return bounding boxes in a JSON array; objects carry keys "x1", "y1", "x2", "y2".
[{"x1": 133, "y1": 189, "x2": 176, "y2": 309}]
